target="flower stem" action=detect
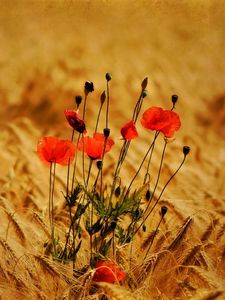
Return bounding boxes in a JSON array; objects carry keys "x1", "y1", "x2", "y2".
[
  {"x1": 106, "y1": 81, "x2": 110, "y2": 129},
  {"x1": 81, "y1": 133, "x2": 86, "y2": 186},
  {"x1": 132, "y1": 89, "x2": 144, "y2": 123},
  {"x1": 143, "y1": 131, "x2": 158, "y2": 184},
  {"x1": 109, "y1": 140, "x2": 127, "y2": 201},
  {"x1": 100, "y1": 136, "x2": 108, "y2": 201},
  {"x1": 95, "y1": 102, "x2": 104, "y2": 133},
  {"x1": 49, "y1": 162, "x2": 52, "y2": 235},
  {"x1": 71, "y1": 134, "x2": 81, "y2": 193},
  {"x1": 51, "y1": 162, "x2": 56, "y2": 254},
  {"x1": 143, "y1": 139, "x2": 167, "y2": 218},
  {"x1": 125, "y1": 132, "x2": 159, "y2": 197},
  {"x1": 82, "y1": 94, "x2": 88, "y2": 120},
  {"x1": 135, "y1": 155, "x2": 187, "y2": 235},
  {"x1": 66, "y1": 130, "x2": 75, "y2": 197},
  {"x1": 144, "y1": 214, "x2": 164, "y2": 260}
]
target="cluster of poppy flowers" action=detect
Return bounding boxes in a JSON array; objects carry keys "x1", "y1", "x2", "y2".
[
  {"x1": 37, "y1": 107, "x2": 181, "y2": 165},
  {"x1": 36, "y1": 76, "x2": 187, "y2": 285}
]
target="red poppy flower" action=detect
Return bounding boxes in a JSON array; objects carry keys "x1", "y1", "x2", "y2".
[
  {"x1": 37, "y1": 136, "x2": 75, "y2": 165},
  {"x1": 64, "y1": 110, "x2": 86, "y2": 134},
  {"x1": 120, "y1": 120, "x2": 138, "y2": 140},
  {"x1": 92, "y1": 261, "x2": 126, "y2": 284},
  {"x1": 141, "y1": 107, "x2": 181, "y2": 137},
  {"x1": 78, "y1": 133, "x2": 114, "y2": 160}
]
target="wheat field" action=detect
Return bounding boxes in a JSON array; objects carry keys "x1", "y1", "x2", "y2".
[{"x1": 0, "y1": 1, "x2": 225, "y2": 299}]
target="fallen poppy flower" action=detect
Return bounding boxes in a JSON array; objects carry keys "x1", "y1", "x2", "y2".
[
  {"x1": 92, "y1": 261, "x2": 126, "y2": 283},
  {"x1": 37, "y1": 136, "x2": 75, "y2": 165},
  {"x1": 141, "y1": 107, "x2": 181, "y2": 138},
  {"x1": 78, "y1": 133, "x2": 114, "y2": 160},
  {"x1": 121, "y1": 120, "x2": 138, "y2": 140},
  {"x1": 64, "y1": 110, "x2": 86, "y2": 134}
]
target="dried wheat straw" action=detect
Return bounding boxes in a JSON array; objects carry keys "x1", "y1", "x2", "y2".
[
  {"x1": 97, "y1": 282, "x2": 135, "y2": 300},
  {"x1": 34, "y1": 255, "x2": 60, "y2": 277},
  {"x1": 0, "y1": 238, "x2": 17, "y2": 263},
  {"x1": 5, "y1": 211, "x2": 26, "y2": 245},
  {"x1": 190, "y1": 266, "x2": 217, "y2": 287},
  {"x1": 168, "y1": 217, "x2": 193, "y2": 251},
  {"x1": 181, "y1": 244, "x2": 202, "y2": 266},
  {"x1": 153, "y1": 231, "x2": 172, "y2": 252},
  {"x1": 190, "y1": 289, "x2": 223, "y2": 300},
  {"x1": 216, "y1": 222, "x2": 225, "y2": 242},
  {"x1": 32, "y1": 212, "x2": 51, "y2": 238},
  {"x1": 141, "y1": 230, "x2": 158, "y2": 250},
  {"x1": 201, "y1": 219, "x2": 219, "y2": 243},
  {"x1": 197, "y1": 251, "x2": 209, "y2": 270},
  {"x1": 132, "y1": 254, "x2": 158, "y2": 284}
]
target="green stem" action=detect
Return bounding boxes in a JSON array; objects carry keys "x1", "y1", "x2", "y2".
[
  {"x1": 66, "y1": 129, "x2": 75, "y2": 196},
  {"x1": 51, "y1": 162, "x2": 56, "y2": 253},
  {"x1": 106, "y1": 81, "x2": 109, "y2": 128},
  {"x1": 143, "y1": 139, "x2": 167, "y2": 219},
  {"x1": 71, "y1": 134, "x2": 81, "y2": 193},
  {"x1": 49, "y1": 162, "x2": 52, "y2": 234},
  {"x1": 82, "y1": 94, "x2": 88, "y2": 120},
  {"x1": 134, "y1": 155, "x2": 187, "y2": 235},
  {"x1": 143, "y1": 131, "x2": 158, "y2": 184},
  {"x1": 95, "y1": 102, "x2": 103, "y2": 133},
  {"x1": 125, "y1": 133, "x2": 159, "y2": 197}
]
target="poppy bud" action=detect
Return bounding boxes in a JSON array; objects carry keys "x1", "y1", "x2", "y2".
[
  {"x1": 172, "y1": 95, "x2": 178, "y2": 106},
  {"x1": 126, "y1": 236, "x2": 132, "y2": 243},
  {"x1": 75, "y1": 95, "x2": 82, "y2": 107},
  {"x1": 183, "y1": 146, "x2": 190, "y2": 156},
  {"x1": 96, "y1": 160, "x2": 102, "y2": 170},
  {"x1": 103, "y1": 128, "x2": 110, "y2": 138},
  {"x1": 141, "y1": 77, "x2": 148, "y2": 90},
  {"x1": 105, "y1": 73, "x2": 112, "y2": 81},
  {"x1": 142, "y1": 224, "x2": 146, "y2": 232},
  {"x1": 84, "y1": 81, "x2": 94, "y2": 93},
  {"x1": 101, "y1": 91, "x2": 106, "y2": 104},
  {"x1": 134, "y1": 208, "x2": 142, "y2": 219},
  {"x1": 161, "y1": 206, "x2": 168, "y2": 216},
  {"x1": 114, "y1": 186, "x2": 121, "y2": 197},
  {"x1": 110, "y1": 221, "x2": 117, "y2": 230},
  {"x1": 145, "y1": 189, "x2": 151, "y2": 201},
  {"x1": 142, "y1": 90, "x2": 148, "y2": 98}
]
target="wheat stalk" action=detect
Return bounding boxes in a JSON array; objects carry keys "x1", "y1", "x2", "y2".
[
  {"x1": 168, "y1": 217, "x2": 193, "y2": 251},
  {"x1": 97, "y1": 282, "x2": 135, "y2": 300},
  {"x1": 201, "y1": 219, "x2": 219, "y2": 243},
  {"x1": 33, "y1": 255, "x2": 61, "y2": 278},
  {"x1": 153, "y1": 230, "x2": 172, "y2": 252},
  {"x1": 181, "y1": 244, "x2": 202, "y2": 266},
  {"x1": 190, "y1": 266, "x2": 217, "y2": 287},
  {"x1": 141, "y1": 230, "x2": 158, "y2": 250},
  {"x1": 0, "y1": 238, "x2": 17, "y2": 263},
  {"x1": 132, "y1": 254, "x2": 158, "y2": 285},
  {"x1": 190, "y1": 289, "x2": 223, "y2": 300},
  {"x1": 216, "y1": 222, "x2": 225, "y2": 242},
  {"x1": 5, "y1": 211, "x2": 26, "y2": 245},
  {"x1": 32, "y1": 212, "x2": 51, "y2": 238}
]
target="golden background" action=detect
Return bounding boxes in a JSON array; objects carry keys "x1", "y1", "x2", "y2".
[{"x1": 0, "y1": 1, "x2": 225, "y2": 298}]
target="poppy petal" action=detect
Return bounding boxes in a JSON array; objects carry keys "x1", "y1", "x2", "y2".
[
  {"x1": 37, "y1": 136, "x2": 76, "y2": 166},
  {"x1": 64, "y1": 109, "x2": 86, "y2": 134},
  {"x1": 121, "y1": 120, "x2": 138, "y2": 140},
  {"x1": 141, "y1": 107, "x2": 181, "y2": 137}
]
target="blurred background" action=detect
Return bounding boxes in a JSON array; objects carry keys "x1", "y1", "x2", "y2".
[{"x1": 0, "y1": 0, "x2": 225, "y2": 215}]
